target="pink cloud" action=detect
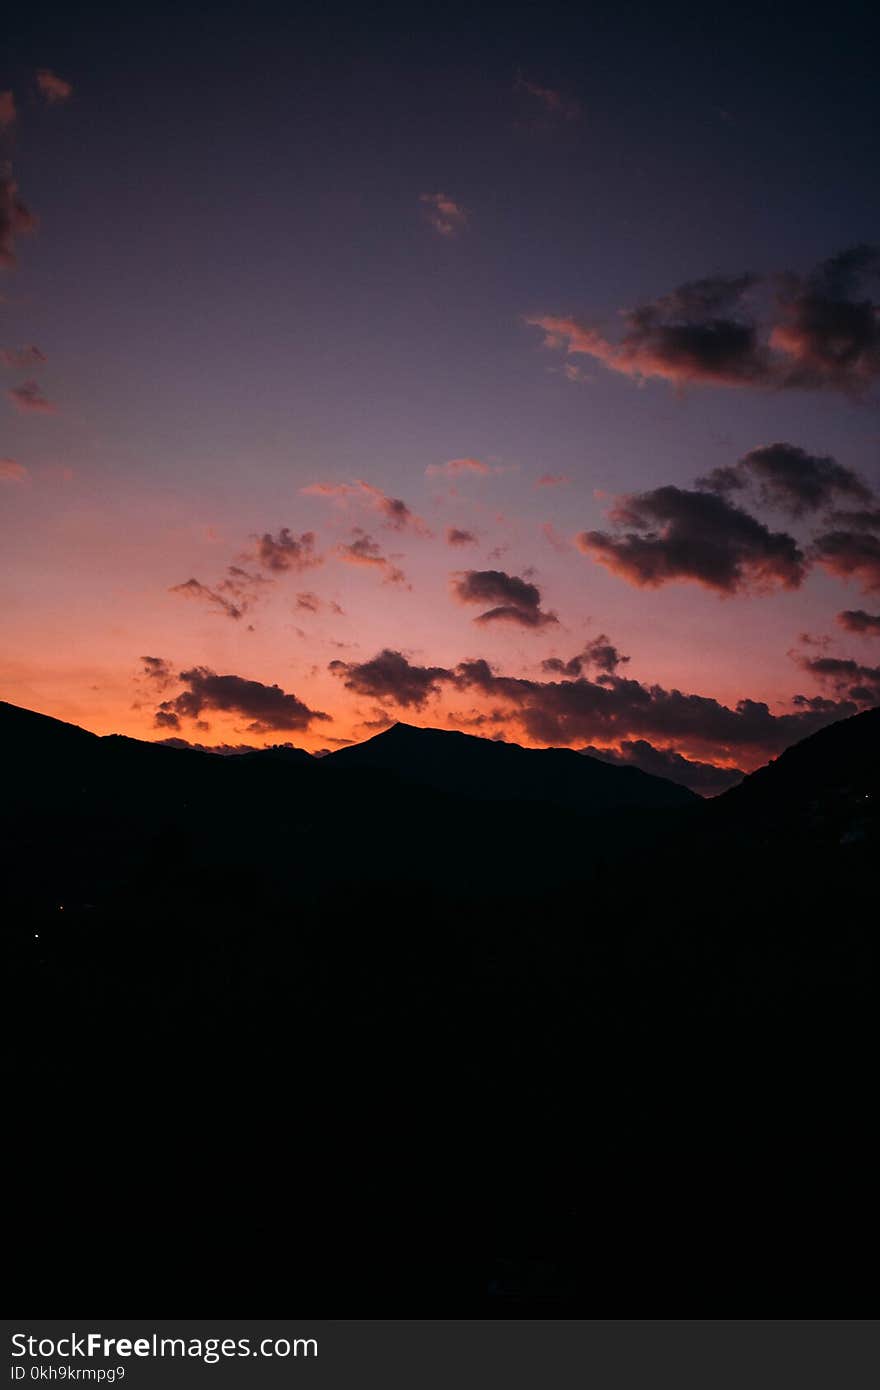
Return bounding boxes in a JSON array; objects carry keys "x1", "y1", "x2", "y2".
[
  {"x1": 420, "y1": 192, "x2": 468, "y2": 237},
  {"x1": 36, "y1": 70, "x2": 73, "y2": 104},
  {"x1": 536, "y1": 472, "x2": 570, "y2": 487},
  {"x1": 303, "y1": 478, "x2": 430, "y2": 534},
  {"x1": 515, "y1": 75, "x2": 581, "y2": 122},
  {"x1": 336, "y1": 528, "x2": 409, "y2": 586},
  {"x1": 0, "y1": 457, "x2": 27, "y2": 481},
  {"x1": 0, "y1": 174, "x2": 38, "y2": 268},
  {"x1": 8, "y1": 379, "x2": 55, "y2": 413},
  {"x1": 0, "y1": 92, "x2": 16, "y2": 129},
  {"x1": 425, "y1": 456, "x2": 494, "y2": 477},
  {"x1": 1, "y1": 345, "x2": 47, "y2": 369}
]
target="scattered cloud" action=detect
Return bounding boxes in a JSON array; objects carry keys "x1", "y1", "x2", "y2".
[
  {"x1": 579, "y1": 485, "x2": 805, "y2": 593},
  {"x1": 254, "y1": 527, "x2": 320, "y2": 572},
  {"x1": 0, "y1": 92, "x2": 16, "y2": 130},
  {"x1": 536, "y1": 472, "x2": 570, "y2": 487},
  {"x1": 795, "y1": 653, "x2": 880, "y2": 705},
  {"x1": 837, "y1": 609, "x2": 880, "y2": 636},
  {"x1": 140, "y1": 655, "x2": 175, "y2": 688},
  {"x1": 542, "y1": 635, "x2": 629, "y2": 677},
  {"x1": 155, "y1": 666, "x2": 329, "y2": 734},
  {"x1": 8, "y1": 379, "x2": 55, "y2": 412},
  {"x1": 451, "y1": 568, "x2": 558, "y2": 627},
  {"x1": 168, "y1": 569, "x2": 268, "y2": 625},
  {"x1": 295, "y1": 590, "x2": 344, "y2": 615},
  {"x1": 446, "y1": 527, "x2": 478, "y2": 546},
  {"x1": 812, "y1": 529, "x2": 880, "y2": 593},
  {"x1": 582, "y1": 740, "x2": 745, "y2": 796},
  {"x1": 426, "y1": 457, "x2": 494, "y2": 477},
  {"x1": 36, "y1": 70, "x2": 73, "y2": 104},
  {"x1": 528, "y1": 245, "x2": 880, "y2": 395},
  {"x1": 0, "y1": 175, "x2": 38, "y2": 267},
  {"x1": 420, "y1": 192, "x2": 468, "y2": 237},
  {"x1": 336, "y1": 528, "x2": 408, "y2": 585},
  {"x1": 0, "y1": 457, "x2": 27, "y2": 481},
  {"x1": 697, "y1": 441, "x2": 873, "y2": 517},
  {"x1": 302, "y1": 478, "x2": 429, "y2": 533},
  {"x1": 515, "y1": 74, "x2": 581, "y2": 123},
  {"x1": 1, "y1": 345, "x2": 47, "y2": 369},
  {"x1": 329, "y1": 649, "x2": 451, "y2": 709}
]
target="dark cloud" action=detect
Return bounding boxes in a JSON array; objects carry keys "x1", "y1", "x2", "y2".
[
  {"x1": 454, "y1": 658, "x2": 857, "y2": 761},
  {"x1": 582, "y1": 740, "x2": 745, "y2": 796},
  {"x1": 446, "y1": 527, "x2": 478, "y2": 546},
  {"x1": 328, "y1": 648, "x2": 858, "y2": 764},
  {"x1": 157, "y1": 737, "x2": 297, "y2": 755},
  {"x1": 697, "y1": 442, "x2": 873, "y2": 517},
  {"x1": 694, "y1": 463, "x2": 745, "y2": 495},
  {"x1": 812, "y1": 529, "x2": 880, "y2": 593},
  {"x1": 295, "y1": 591, "x2": 344, "y2": 615},
  {"x1": 254, "y1": 528, "x2": 319, "y2": 572},
  {"x1": 452, "y1": 568, "x2": 558, "y2": 627},
  {"x1": 529, "y1": 274, "x2": 764, "y2": 389},
  {"x1": 329, "y1": 649, "x2": 453, "y2": 709},
  {"x1": 154, "y1": 709, "x2": 181, "y2": 730},
  {"x1": 796, "y1": 653, "x2": 880, "y2": 705},
  {"x1": 771, "y1": 244, "x2": 880, "y2": 392},
  {"x1": 0, "y1": 173, "x2": 38, "y2": 268},
  {"x1": 140, "y1": 656, "x2": 174, "y2": 689},
  {"x1": 826, "y1": 507, "x2": 880, "y2": 530},
  {"x1": 155, "y1": 667, "x2": 329, "y2": 734},
  {"x1": 8, "y1": 379, "x2": 55, "y2": 412},
  {"x1": 169, "y1": 577, "x2": 244, "y2": 621},
  {"x1": 336, "y1": 529, "x2": 408, "y2": 586},
  {"x1": 0, "y1": 92, "x2": 15, "y2": 130},
  {"x1": 529, "y1": 245, "x2": 880, "y2": 395},
  {"x1": 579, "y1": 486, "x2": 805, "y2": 593},
  {"x1": 542, "y1": 634, "x2": 629, "y2": 677},
  {"x1": 837, "y1": 609, "x2": 880, "y2": 636}
]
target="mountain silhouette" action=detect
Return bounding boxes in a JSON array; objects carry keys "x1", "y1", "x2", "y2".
[
  {"x1": 715, "y1": 703, "x2": 880, "y2": 825},
  {"x1": 325, "y1": 720, "x2": 698, "y2": 811},
  {"x1": 3, "y1": 695, "x2": 876, "y2": 1313}
]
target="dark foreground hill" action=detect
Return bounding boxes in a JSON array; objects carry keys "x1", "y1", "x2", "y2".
[{"x1": 1, "y1": 699, "x2": 877, "y2": 1313}]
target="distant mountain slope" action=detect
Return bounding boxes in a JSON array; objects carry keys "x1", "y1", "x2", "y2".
[
  {"x1": 711, "y1": 704, "x2": 880, "y2": 847},
  {"x1": 325, "y1": 721, "x2": 698, "y2": 811},
  {"x1": 715, "y1": 704, "x2": 880, "y2": 811}
]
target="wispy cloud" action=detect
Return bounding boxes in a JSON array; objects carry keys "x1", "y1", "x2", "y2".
[
  {"x1": 36, "y1": 69, "x2": 73, "y2": 104},
  {"x1": 420, "y1": 192, "x2": 468, "y2": 237},
  {"x1": 0, "y1": 173, "x2": 38, "y2": 268},
  {"x1": 303, "y1": 478, "x2": 430, "y2": 534},
  {"x1": 0, "y1": 92, "x2": 16, "y2": 130},
  {"x1": 515, "y1": 74, "x2": 581, "y2": 123},
  {"x1": 0, "y1": 457, "x2": 27, "y2": 481},
  {"x1": 336, "y1": 528, "x2": 408, "y2": 586},
  {"x1": 1, "y1": 345, "x2": 47, "y2": 369},
  {"x1": 528, "y1": 245, "x2": 880, "y2": 395},
  {"x1": 8, "y1": 379, "x2": 55, "y2": 412}
]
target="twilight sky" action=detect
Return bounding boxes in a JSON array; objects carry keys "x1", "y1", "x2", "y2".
[{"x1": 3, "y1": 2, "x2": 880, "y2": 791}]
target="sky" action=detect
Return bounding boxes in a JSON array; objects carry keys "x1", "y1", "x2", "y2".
[{"x1": 2, "y1": 0, "x2": 880, "y2": 792}]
